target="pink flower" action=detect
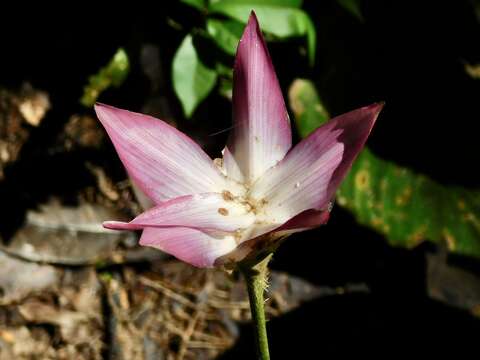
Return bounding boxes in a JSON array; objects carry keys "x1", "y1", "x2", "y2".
[{"x1": 95, "y1": 13, "x2": 383, "y2": 268}]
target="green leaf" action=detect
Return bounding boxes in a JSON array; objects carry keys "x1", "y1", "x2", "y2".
[
  {"x1": 336, "y1": 0, "x2": 363, "y2": 21},
  {"x1": 337, "y1": 150, "x2": 480, "y2": 258},
  {"x1": 172, "y1": 35, "x2": 218, "y2": 118},
  {"x1": 288, "y1": 79, "x2": 329, "y2": 138},
  {"x1": 209, "y1": 1, "x2": 316, "y2": 65},
  {"x1": 288, "y1": 79, "x2": 480, "y2": 259},
  {"x1": 218, "y1": 76, "x2": 233, "y2": 99},
  {"x1": 80, "y1": 48, "x2": 129, "y2": 107},
  {"x1": 214, "y1": 62, "x2": 233, "y2": 99},
  {"x1": 181, "y1": 0, "x2": 205, "y2": 10},
  {"x1": 206, "y1": 19, "x2": 244, "y2": 55},
  {"x1": 215, "y1": 62, "x2": 234, "y2": 77}
]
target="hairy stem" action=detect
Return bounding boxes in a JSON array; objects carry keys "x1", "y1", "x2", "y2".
[{"x1": 239, "y1": 254, "x2": 272, "y2": 360}]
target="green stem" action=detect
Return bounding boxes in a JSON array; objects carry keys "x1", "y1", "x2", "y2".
[{"x1": 239, "y1": 255, "x2": 272, "y2": 360}]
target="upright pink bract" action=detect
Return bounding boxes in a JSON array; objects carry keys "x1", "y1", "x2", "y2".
[{"x1": 96, "y1": 12, "x2": 383, "y2": 268}]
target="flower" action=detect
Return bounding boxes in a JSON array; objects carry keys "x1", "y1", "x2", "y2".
[{"x1": 95, "y1": 12, "x2": 383, "y2": 268}]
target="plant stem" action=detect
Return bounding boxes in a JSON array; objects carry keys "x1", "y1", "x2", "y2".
[{"x1": 239, "y1": 255, "x2": 272, "y2": 360}]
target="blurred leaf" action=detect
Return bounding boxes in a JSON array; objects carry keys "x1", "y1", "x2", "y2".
[
  {"x1": 0, "y1": 85, "x2": 42, "y2": 179},
  {"x1": 218, "y1": 76, "x2": 233, "y2": 99},
  {"x1": 181, "y1": 0, "x2": 205, "y2": 10},
  {"x1": 336, "y1": 0, "x2": 363, "y2": 21},
  {"x1": 172, "y1": 35, "x2": 218, "y2": 117},
  {"x1": 2, "y1": 198, "x2": 135, "y2": 265},
  {"x1": 289, "y1": 79, "x2": 480, "y2": 259},
  {"x1": 215, "y1": 61, "x2": 234, "y2": 77},
  {"x1": 288, "y1": 79, "x2": 329, "y2": 138},
  {"x1": 80, "y1": 48, "x2": 129, "y2": 107},
  {"x1": 209, "y1": 1, "x2": 316, "y2": 65},
  {"x1": 427, "y1": 250, "x2": 480, "y2": 313},
  {"x1": 18, "y1": 84, "x2": 50, "y2": 127},
  {"x1": 207, "y1": 19, "x2": 244, "y2": 55},
  {"x1": 214, "y1": 62, "x2": 233, "y2": 98},
  {"x1": 464, "y1": 62, "x2": 480, "y2": 79},
  {"x1": 0, "y1": 251, "x2": 59, "y2": 304}
]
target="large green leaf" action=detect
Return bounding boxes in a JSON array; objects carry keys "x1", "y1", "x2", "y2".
[
  {"x1": 209, "y1": 1, "x2": 316, "y2": 65},
  {"x1": 172, "y1": 35, "x2": 218, "y2": 118},
  {"x1": 289, "y1": 79, "x2": 480, "y2": 258},
  {"x1": 80, "y1": 48, "x2": 129, "y2": 107},
  {"x1": 206, "y1": 19, "x2": 244, "y2": 55}
]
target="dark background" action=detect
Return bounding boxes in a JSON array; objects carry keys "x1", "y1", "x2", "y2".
[{"x1": 1, "y1": 1, "x2": 479, "y2": 358}]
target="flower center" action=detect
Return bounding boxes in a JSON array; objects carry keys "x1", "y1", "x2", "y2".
[
  {"x1": 214, "y1": 157, "x2": 275, "y2": 242},
  {"x1": 221, "y1": 189, "x2": 267, "y2": 215}
]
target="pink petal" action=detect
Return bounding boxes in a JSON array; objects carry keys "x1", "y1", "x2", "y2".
[
  {"x1": 277, "y1": 208, "x2": 331, "y2": 231},
  {"x1": 139, "y1": 227, "x2": 238, "y2": 268},
  {"x1": 103, "y1": 193, "x2": 255, "y2": 232},
  {"x1": 95, "y1": 104, "x2": 228, "y2": 204},
  {"x1": 252, "y1": 103, "x2": 383, "y2": 224},
  {"x1": 223, "y1": 12, "x2": 292, "y2": 184}
]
